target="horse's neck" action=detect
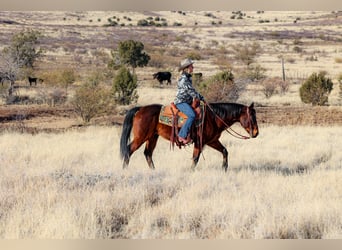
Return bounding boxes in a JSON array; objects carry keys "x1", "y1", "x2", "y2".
[{"x1": 209, "y1": 104, "x2": 242, "y2": 129}]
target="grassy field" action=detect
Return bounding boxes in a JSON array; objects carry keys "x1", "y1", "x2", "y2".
[
  {"x1": 0, "y1": 11, "x2": 341, "y2": 239},
  {"x1": 0, "y1": 125, "x2": 341, "y2": 238}
]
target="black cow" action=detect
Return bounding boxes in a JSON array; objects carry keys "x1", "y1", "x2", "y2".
[
  {"x1": 153, "y1": 71, "x2": 172, "y2": 85},
  {"x1": 28, "y1": 76, "x2": 43, "y2": 86}
]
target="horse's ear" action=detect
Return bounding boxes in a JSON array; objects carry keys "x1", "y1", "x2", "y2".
[{"x1": 249, "y1": 102, "x2": 254, "y2": 108}]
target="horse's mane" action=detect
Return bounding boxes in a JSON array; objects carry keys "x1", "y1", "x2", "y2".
[{"x1": 208, "y1": 102, "x2": 244, "y2": 119}]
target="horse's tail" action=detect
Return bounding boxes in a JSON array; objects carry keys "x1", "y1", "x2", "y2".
[{"x1": 120, "y1": 106, "x2": 141, "y2": 160}]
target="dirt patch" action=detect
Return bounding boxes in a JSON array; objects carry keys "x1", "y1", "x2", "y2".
[
  {"x1": 256, "y1": 106, "x2": 342, "y2": 126},
  {"x1": 0, "y1": 104, "x2": 341, "y2": 134}
]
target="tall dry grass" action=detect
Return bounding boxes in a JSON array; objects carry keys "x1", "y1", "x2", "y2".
[{"x1": 0, "y1": 125, "x2": 341, "y2": 239}]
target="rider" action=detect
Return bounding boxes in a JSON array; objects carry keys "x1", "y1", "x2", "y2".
[{"x1": 174, "y1": 58, "x2": 205, "y2": 145}]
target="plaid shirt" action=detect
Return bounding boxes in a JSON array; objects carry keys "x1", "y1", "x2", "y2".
[{"x1": 174, "y1": 73, "x2": 204, "y2": 105}]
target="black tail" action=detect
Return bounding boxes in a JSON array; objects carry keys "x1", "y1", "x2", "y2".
[{"x1": 120, "y1": 106, "x2": 141, "y2": 160}]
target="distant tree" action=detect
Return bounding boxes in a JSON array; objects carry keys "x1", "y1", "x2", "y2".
[
  {"x1": 4, "y1": 29, "x2": 43, "y2": 68},
  {"x1": 300, "y1": 72, "x2": 333, "y2": 106},
  {"x1": 114, "y1": 40, "x2": 150, "y2": 73},
  {"x1": 112, "y1": 66, "x2": 138, "y2": 105},
  {"x1": 0, "y1": 51, "x2": 20, "y2": 96},
  {"x1": 0, "y1": 29, "x2": 43, "y2": 96}
]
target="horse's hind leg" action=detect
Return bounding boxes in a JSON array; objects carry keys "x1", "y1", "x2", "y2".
[
  {"x1": 144, "y1": 134, "x2": 159, "y2": 169},
  {"x1": 123, "y1": 139, "x2": 145, "y2": 169}
]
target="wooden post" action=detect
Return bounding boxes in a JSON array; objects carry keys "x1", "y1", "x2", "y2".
[{"x1": 282, "y1": 58, "x2": 286, "y2": 81}]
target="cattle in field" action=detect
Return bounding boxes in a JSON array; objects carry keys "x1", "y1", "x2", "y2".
[
  {"x1": 28, "y1": 76, "x2": 43, "y2": 86},
  {"x1": 153, "y1": 71, "x2": 172, "y2": 85}
]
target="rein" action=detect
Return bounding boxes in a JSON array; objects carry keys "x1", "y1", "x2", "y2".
[{"x1": 205, "y1": 102, "x2": 251, "y2": 140}]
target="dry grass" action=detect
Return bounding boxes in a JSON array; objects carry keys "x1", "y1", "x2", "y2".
[
  {"x1": 0, "y1": 125, "x2": 341, "y2": 239},
  {"x1": 0, "y1": 10, "x2": 342, "y2": 239}
]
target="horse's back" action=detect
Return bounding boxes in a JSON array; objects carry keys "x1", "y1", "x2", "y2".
[{"x1": 133, "y1": 104, "x2": 162, "y2": 124}]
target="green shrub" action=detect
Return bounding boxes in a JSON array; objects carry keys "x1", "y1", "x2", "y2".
[
  {"x1": 299, "y1": 72, "x2": 333, "y2": 106},
  {"x1": 137, "y1": 19, "x2": 149, "y2": 26},
  {"x1": 116, "y1": 40, "x2": 150, "y2": 73},
  {"x1": 112, "y1": 66, "x2": 138, "y2": 105}
]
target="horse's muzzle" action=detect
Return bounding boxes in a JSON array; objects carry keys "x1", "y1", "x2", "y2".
[{"x1": 252, "y1": 128, "x2": 259, "y2": 138}]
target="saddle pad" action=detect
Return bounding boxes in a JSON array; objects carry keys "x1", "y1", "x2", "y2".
[{"x1": 159, "y1": 105, "x2": 187, "y2": 127}]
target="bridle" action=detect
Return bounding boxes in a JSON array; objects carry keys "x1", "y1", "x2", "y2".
[{"x1": 205, "y1": 102, "x2": 251, "y2": 140}]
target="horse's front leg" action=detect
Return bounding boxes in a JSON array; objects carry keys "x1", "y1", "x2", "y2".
[{"x1": 207, "y1": 140, "x2": 228, "y2": 171}]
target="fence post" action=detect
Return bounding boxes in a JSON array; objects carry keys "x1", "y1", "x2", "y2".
[{"x1": 282, "y1": 58, "x2": 286, "y2": 81}]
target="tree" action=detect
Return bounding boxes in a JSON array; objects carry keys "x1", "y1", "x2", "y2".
[
  {"x1": 0, "y1": 29, "x2": 43, "y2": 97},
  {"x1": 299, "y1": 72, "x2": 333, "y2": 106},
  {"x1": 0, "y1": 51, "x2": 21, "y2": 96},
  {"x1": 112, "y1": 66, "x2": 138, "y2": 105},
  {"x1": 5, "y1": 29, "x2": 43, "y2": 68},
  {"x1": 113, "y1": 40, "x2": 150, "y2": 73}
]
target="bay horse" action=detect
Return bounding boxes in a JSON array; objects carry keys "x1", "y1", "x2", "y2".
[{"x1": 120, "y1": 102, "x2": 259, "y2": 171}]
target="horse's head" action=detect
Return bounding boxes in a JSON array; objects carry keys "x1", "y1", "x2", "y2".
[{"x1": 240, "y1": 103, "x2": 259, "y2": 138}]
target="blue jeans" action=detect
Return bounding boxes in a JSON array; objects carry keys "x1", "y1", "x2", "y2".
[{"x1": 176, "y1": 102, "x2": 195, "y2": 139}]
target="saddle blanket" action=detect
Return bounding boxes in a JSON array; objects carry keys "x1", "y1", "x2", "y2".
[
  {"x1": 159, "y1": 105, "x2": 187, "y2": 127},
  {"x1": 158, "y1": 104, "x2": 203, "y2": 127}
]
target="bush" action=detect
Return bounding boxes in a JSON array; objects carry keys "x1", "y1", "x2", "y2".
[
  {"x1": 299, "y1": 72, "x2": 333, "y2": 106},
  {"x1": 112, "y1": 66, "x2": 138, "y2": 105},
  {"x1": 72, "y1": 83, "x2": 113, "y2": 123},
  {"x1": 243, "y1": 64, "x2": 266, "y2": 81},
  {"x1": 199, "y1": 70, "x2": 240, "y2": 102},
  {"x1": 48, "y1": 88, "x2": 67, "y2": 106},
  {"x1": 186, "y1": 51, "x2": 202, "y2": 60},
  {"x1": 261, "y1": 77, "x2": 290, "y2": 99},
  {"x1": 59, "y1": 68, "x2": 77, "y2": 90},
  {"x1": 137, "y1": 19, "x2": 149, "y2": 26}
]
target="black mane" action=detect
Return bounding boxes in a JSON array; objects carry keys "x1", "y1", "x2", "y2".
[{"x1": 208, "y1": 102, "x2": 244, "y2": 119}]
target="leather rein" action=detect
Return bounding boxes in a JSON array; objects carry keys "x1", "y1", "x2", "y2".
[{"x1": 204, "y1": 102, "x2": 251, "y2": 140}]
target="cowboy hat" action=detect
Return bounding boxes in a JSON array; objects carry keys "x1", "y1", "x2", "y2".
[{"x1": 178, "y1": 58, "x2": 194, "y2": 71}]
